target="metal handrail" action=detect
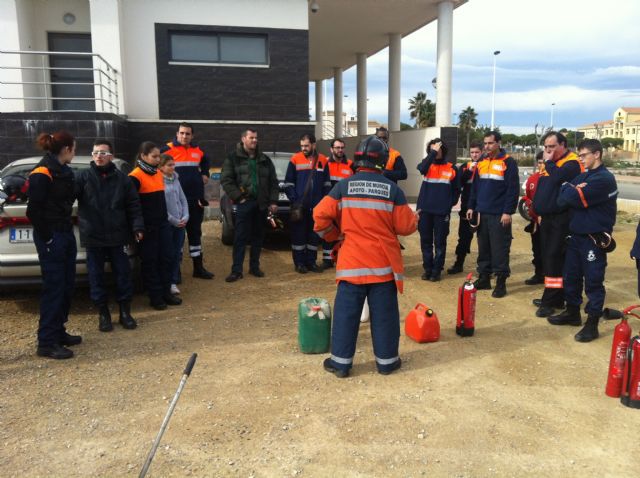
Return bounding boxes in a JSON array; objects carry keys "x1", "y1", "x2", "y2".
[{"x1": 0, "y1": 49, "x2": 119, "y2": 114}]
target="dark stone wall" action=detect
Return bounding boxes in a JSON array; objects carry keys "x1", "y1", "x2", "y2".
[
  {"x1": 0, "y1": 112, "x2": 312, "y2": 169},
  {"x1": 155, "y1": 24, "x2": 309, "y2": 121},
  {"x1": 0, "y1": 112, "x2": 131, "y2": 169}
]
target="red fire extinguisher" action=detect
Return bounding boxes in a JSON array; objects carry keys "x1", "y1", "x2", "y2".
[
  {"x1": 610, "y1": 304, "x2": 640, "y2": 409},
  {"x1": 605, "y1": 317, "x2": 632, "y2": 397},
  {"x1": 620, "y1": 335, "x2": 640, "y2": 409},
  {"x1": 456, "y1": 273, "x2": 476, "y2": 337}
]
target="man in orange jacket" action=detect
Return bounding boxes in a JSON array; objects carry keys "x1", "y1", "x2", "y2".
[{"x1": 313, "y1": 136, "x2": 418, "y2": 378}]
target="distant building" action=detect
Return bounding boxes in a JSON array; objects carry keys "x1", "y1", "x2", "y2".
[
  {"x1": 578, "y1": 107, "x2": 640, "y2": 153},
  {"x1": 320, "y1": 111, "x2": 382, "y2": 139}
]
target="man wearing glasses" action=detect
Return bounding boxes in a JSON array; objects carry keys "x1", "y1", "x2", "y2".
[
  {"x1": 466, "y1": 131, "x2": 519, "y2": 298},
  {"x1": 532, "y1": 131, "x2": 583, "y2": 318},
  {"x1": 550, "y1": 139, "x2": 617, "y2": 342},
  {"x1": 322, "y1": 139, "x2": 353, "y2": 269},
  {"x1": 75, "y1": 140, "x2": 144, "y2": 332}
]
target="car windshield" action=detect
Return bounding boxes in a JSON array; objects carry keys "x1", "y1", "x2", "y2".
[{"x1": 271, "y1": 155, "x2": 291, "y2": 180}]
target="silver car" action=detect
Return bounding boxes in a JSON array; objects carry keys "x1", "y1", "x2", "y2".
[{"x1": 0, "y1": 156, "x2": 135, "y2": 287}]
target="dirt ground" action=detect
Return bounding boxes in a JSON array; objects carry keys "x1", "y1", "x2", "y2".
[{"x1": 1, "y1": 215, "x2": 639, "y2": 477}]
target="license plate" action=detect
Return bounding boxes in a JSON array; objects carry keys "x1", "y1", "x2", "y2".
[
  {"x1": 278, "y1": 192, "x2": 287, "y2": 201},
  {"x1": 10, "y1": 227, "x2": 34, "y2": 243}
]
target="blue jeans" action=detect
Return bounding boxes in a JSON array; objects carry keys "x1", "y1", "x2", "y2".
[
  {"x1": 169, "y1": 226, "x2": 186, "y2": 284},
  {"x1": 232, "y1": 200, "x2": 266, "y2": 274},
  {"x1": 327, "y1": 280, "x2": 400, "y2": 374},
  {"x1": 34, "y1": 230, "x2": 77, "y2": 346},
  {"x1": 86, "y1": 245, "x2": 132, "y2": 305}
]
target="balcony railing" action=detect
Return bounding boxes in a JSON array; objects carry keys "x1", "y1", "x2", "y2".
[{"x1": 0, "y1": 49, "x2": 119, "y2": 114}]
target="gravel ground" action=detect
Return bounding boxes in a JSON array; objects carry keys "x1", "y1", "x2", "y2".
[{"x1": 1, "y1": 217, "x2": 639, "y2": 477}]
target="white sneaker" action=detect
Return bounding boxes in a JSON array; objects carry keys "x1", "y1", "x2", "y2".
[{"x1": 170, "y1": 284, "x2": 180, "y2": 295}]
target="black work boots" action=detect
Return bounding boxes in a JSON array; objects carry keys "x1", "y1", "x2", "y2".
[
  {"x1": 192, "y1": 256, "x2": 214, "y2": 279},
  {"x1": 547, "y1": 305, "x2": 582, "y2": 327},
  {"x1": 474, "y1": 274, "x2": 491, "y2": 290},
  {"x1": 491, "y1": 274, "x2": 508, "y2": 298},
  {"x1": 574, "y1": 314, "x2": 600, "y2": 342},
  {"x1": 447, "y1": 255, "x2": 465, "y2": 275},
  {"x1": 98, "y1": 304, "x2": 113, "y2": 332},
  {"x1": 119, "y1": 301, "x2": 137, "y2": 329}
]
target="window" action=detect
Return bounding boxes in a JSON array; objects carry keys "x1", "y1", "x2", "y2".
[{"x1": 170, "y1": 32, "x2": 268, "y2": 65}]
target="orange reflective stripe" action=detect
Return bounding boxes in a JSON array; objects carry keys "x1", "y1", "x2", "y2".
[
  {"x1": 576, "y1": 186, "x2": 588, "y2": 208},
  {"x1": 30, "y1": 166, "x2": 52, "y2": 179},
  {"x1": 544, "y1": 277, "x2": 563, "y2": 288}
]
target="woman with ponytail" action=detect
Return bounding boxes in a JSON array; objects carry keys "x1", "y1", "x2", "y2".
[
  {"x1": 27, "y1": 131, "x2": 80, "y2": 360},
  {"x1": 129, "y1": 142, "x2": 182, "y2": 310}
]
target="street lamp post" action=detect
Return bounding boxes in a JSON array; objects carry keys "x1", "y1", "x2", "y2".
[
  {"x1": 490, "y1": 50, "x2": 500, "y2": 130},
  {"x1": 550, "y1": 102, "x2": 556, "y2": 130}
]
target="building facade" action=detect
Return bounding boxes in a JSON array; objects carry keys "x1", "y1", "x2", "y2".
[
  {"x1": 0, "y1": 0, "x2": 313, "y2": 166},
  {"x1": 578, "y1": 107, "x2": 640, "y2": 154}
]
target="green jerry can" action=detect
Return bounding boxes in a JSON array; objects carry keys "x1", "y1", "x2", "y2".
[{"x1": 298, "y1": 298, "x2": 332, "y2": 354}]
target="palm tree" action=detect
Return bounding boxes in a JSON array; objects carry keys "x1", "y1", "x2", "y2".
[
  {"x1": 408, "y1": 91, "x2": 436, "y2": 128},
  {"x1": 457, "y1": 106, "x2": 478, "y2": 151}
]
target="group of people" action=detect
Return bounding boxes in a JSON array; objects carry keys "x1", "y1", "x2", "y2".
[
  {"x1": 25, "y1": 122, "x2": 633, "y2": 368},
  {"x1": 28, "y1": 123, "x2": 213, "y2": 360}
]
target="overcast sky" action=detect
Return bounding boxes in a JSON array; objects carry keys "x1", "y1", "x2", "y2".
[{"x1": 310, "y1": 0, "x2": 640, "y2": 135}]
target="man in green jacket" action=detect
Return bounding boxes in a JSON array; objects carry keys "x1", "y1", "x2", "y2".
[{"x1": 221, "y1": 129, "x2": 279, "y2": 282}]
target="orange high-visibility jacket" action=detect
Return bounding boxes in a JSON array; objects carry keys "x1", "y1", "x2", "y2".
[
  {"x1": 327, "y1": 157, "x2": 354, "y2": 185},
  {"x1": 313, "y1": 169, "x2": 417, "y2": 293}
]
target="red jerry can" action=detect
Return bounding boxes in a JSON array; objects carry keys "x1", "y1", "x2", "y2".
[{"x1": 405, "y1": 303, "x2": 440, "y2": 343}]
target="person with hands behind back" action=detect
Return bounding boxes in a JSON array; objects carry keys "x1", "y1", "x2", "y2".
[
  {"x1": 75, "y1": 139, "x2": 144, "y2": 332},
  {"x1": 416, "y1": 138, "x2": 460, "y2": 281}
]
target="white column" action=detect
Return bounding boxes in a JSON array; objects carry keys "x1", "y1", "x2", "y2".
[
  {"x1": 356, "y1": 53, "x2": 368, "y2": 136},
  {"x1": 435, "y1": 1, "x2": 453, "y2": 127},
  {"x1": 333, "y1": 67, "x2": 344, "y2": 138},
  {"x1": 0, "y1": 0, "x2": 26, "y2": 112},
  {"x1": 89, "y1": 0, "x2": 125, "y2": 113},
  {"x1": 388, "y1": 33, "x2": 402, "y2": 132},
  {"x1": 315, "y1": 79, "x2": 324, "y2": 139}
]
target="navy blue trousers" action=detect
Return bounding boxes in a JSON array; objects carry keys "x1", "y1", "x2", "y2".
[
  {"x1": 418, "y1": 212, "x2": 450, "y2": 274},
  {"x1": 454, "y1": 210, "x2": 475, "y2": 257},
  {"x1": 290, "y1": 207, "x2": 319, "y2": 267},
  {"x1": 232, "y1": 199, "x2": 266, "y2": 274},
  {"x1": 564, "y1": 234, "x2": 607, "y2": 316},
  {"x1": 186, "y1": 201, "x2": 204, "y2": 258},
  {"x1": 86, "y1": 245, "x2": 132, "y2": 305},
  {"x1": 34, "y1": 230, "x2": 76, "y2": 347},
  {"x1": 540, "y1": 213, "x2": 570, "y2": 307},
  {"x1": 139, "y1": 222, "x2": 173, "y2": 302},
  {"x1": 327, "y1": 280, "x2": 400, "y2": 374}
]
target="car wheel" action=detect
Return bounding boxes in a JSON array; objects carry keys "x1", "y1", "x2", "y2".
[{"x1": 221, "y1": 213, "x2": 234, "y2": 246}]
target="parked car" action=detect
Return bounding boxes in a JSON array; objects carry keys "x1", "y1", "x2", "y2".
[
  {"x1": 0, "y1": 156, "x2": 136, "y2": 288},
  {"x1": 219, "y1": 152, "x2": 292, "y2": 246}
]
